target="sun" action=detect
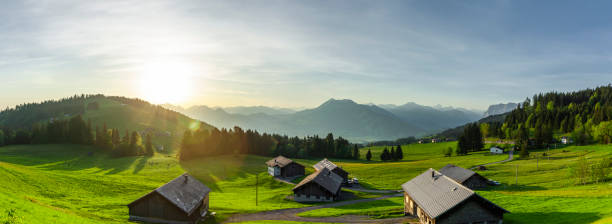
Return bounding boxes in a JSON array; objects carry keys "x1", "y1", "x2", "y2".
[{"x1": 138, "y1": 59, "x2": 194, "y2": 104}]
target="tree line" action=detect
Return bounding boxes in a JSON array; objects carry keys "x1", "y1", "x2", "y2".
[
  {"x1": 179, "y1": 126, "x2": 361, "y2": 161},
  {"x1": 0, "y1": 115, "x2": 153, "y2": 157},
  {"x1": 499, "y1": 85, "x2": 612, "y2": 145}
]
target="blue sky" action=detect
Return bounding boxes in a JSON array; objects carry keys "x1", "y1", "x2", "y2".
[{"x1": 1, "y1": 0, "x2": 611, "y2": 110}]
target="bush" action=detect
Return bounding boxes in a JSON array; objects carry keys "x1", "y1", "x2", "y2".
[{"x1": 443, "y1": 147, "x2": 452, "y2": 157}]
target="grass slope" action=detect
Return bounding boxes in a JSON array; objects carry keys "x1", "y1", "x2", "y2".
[{"x1": 0, "y1": 142, "x2": 611, "y2": 223}]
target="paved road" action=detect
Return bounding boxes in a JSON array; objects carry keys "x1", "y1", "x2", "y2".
[
  {"x1": 470, "y1": 150, "x2": 514, "y2": 170},
  {"x1": 224, "y1": 193, "x2": 417, "y2": 223}
]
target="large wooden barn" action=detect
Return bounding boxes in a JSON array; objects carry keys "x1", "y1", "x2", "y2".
[
  {"x1": 266, "y1": 156, "x2": 305, "y2": 178},
  {"x1": 292, "y1": 167, "x2": 343, "y2": 202},
  {"x1": 402, "y1": 169, "x2": 508, "y2": 224},
  {"x1": 439, "y1": 164, "x2": 489, "y2": 189},
  {"x1": 313, "y1": 158, "x2": 349, "y2": 183},
  {"x1": 128, "y1": 173, "x2": 211, "y2": 224}
]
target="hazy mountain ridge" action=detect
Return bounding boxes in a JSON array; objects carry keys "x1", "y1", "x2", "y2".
[
  {"x1": 483, "y1": 103, "x2": 518, "y2": 117},
  {"x1": 167, "y1": 99, "x2": 488, "y2": 142},
  {"x1": 222, "y1": 106, "x2": 296, "y2": 115},
  {"x1": 381, "y1": 102, "x2": 483, "y2": 132}
]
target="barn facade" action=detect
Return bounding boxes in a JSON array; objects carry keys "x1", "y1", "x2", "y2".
[
  {"x1": 292, "y1": 167, "x2": 343, "y2": 202},
  {"x1": 313, "y1": 158, "x2": 349, "y2": 183},
  {"x1": 266, "y1": 156, "x2": 305, "y2": 177},
  {"x1": 128, "y1": 173, "x2": 211, "y2": 224},
  {"x1": 439, "y1": 164, "x2": 489, "y2": 189},
  {"x1": 402, "y1": 169, "x2": 508, "y2": 224}
]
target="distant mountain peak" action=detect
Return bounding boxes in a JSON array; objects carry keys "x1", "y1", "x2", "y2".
[
  {"x1": 320, "y1": 98, "x2": 357, "y2": 107},
  {"x1": 484, "y1": 103, "x2": 518, "y2": 117}
]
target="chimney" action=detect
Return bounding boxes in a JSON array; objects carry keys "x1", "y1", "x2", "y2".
[
  {"x1": 184, "y1": 175, "x2": 188, "y2": 183},
  {"x1": 431, "y1": 171, "x2": 435, "y2": 178}
]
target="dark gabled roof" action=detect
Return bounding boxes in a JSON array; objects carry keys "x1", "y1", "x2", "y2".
[
  {"x1": 266, "y1": 156, "x2": 297, "y2": 168},
  {"x1": 129, "y1": 173, "x2": 211, "y2": 216},
  {"x1": 439, "y1": 164, "x2": 477, "y2": 183},
  {"x1": 293, "y1": 168, "x2": 343, "y2": 194},
  {"x1": 313, "y1": 158, "x2": 346, "y2": 174},
  {"x1": 401, "y1": 169, "x2": 508, "y2": 219}
]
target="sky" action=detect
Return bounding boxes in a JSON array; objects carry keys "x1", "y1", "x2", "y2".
[{"x1": 1, "y1": 0, "x2": 612, "y2": 111}]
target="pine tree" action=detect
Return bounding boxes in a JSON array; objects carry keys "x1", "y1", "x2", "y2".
[
  {"x1": 366, "y1": 149, "x2": 372, "y2": 161},
  {"x1": 145, "y1": 134, "x2": 153, "y2": 156},
  {"x1": 396, "y1": 145, "x2": 403, "y2": 160},
  {"x1": 391, "y1": 147, "x2": 397, "y2": 161},
  {"x1": 352, "y1": 144, "x2": 359, "y2": 159},
  {"x1": 381, "y1": 147, "x2": 389, "y2": 161}
]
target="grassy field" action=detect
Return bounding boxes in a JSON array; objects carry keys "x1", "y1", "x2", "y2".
[
  {"x1": 0, "y1": 142, "x2": 610, "y2": 223},
  {"x1": 298, "y1": 197, "x2": 405, "y2": 219},
  {"x1": 301, "y1": 144, "x2": 612, "y2": 224},
  {"x1": 0, "y1": 144, "x2": 310, "y2": 223}
]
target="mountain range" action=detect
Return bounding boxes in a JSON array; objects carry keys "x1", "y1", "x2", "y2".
[
  {"x1": 166, "y1": 99, "x2": 484, "y2": 142},
  {"x1": 483, "y1": 103, "x2": 518, "y2": 117}
]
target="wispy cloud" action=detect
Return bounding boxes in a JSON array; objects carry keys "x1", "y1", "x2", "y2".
[{"x1": 1, "y1": 0, "x2": 611, "y2": 109}]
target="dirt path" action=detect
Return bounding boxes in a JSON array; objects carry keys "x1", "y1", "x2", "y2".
[
  {"x1": 342, "y1": 185, "x2": 401, "y2": 194},
  {"x1": 223, "y1": 193, "x2": 417, "y2": 223},
  {"x1": 470, "y1": 150, "x2": 514, "y2": 170}
]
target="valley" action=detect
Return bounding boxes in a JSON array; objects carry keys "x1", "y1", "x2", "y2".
[{"x1": 1, "y1": 141, "x2": 610, "y2": 223}]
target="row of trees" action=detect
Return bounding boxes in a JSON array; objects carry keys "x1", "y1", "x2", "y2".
[
  {"x1": 379, "y1": 145, "x2": 403, "y2": 161},
  {"x1": 457, "y1": 123, "x2": 484, "y2": 155},
  {"x1": 0, "y1": 115, "x2": 153, "y2": 157},
  {"x1": 178, "y1": 126, "x2": 361, "y2": 161}
]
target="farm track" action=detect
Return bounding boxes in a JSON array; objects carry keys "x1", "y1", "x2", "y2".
[
  {"x1": 470, "y1": 150, "x2": 514, "y2": 170},
  {"x1": 223, "y1": 193, "x2": 418, "y2": 223}
]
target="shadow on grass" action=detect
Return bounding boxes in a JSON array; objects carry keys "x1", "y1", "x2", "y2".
[
  {"x1": 505, "y1": 212, "x2": 600, "y2": 224},
  {"x1": 132, "y1": 156, "x2": 151, "y2": 174},
  {"x1": 485, "y1": 184, "x2": 548, "y2": 192},
  {"x1": 0, "y1": 144, "x2": 147, "y2": 175}
]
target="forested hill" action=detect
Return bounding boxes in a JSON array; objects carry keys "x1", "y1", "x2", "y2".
[
  {"x1": 502, "y1": 85, "x2": 612, "y2": 144},
  {"x1": 437, "y1": 85, "x2": 612, "y2": 146},
  {"x1": 0, "y1": 94, "x2": 214, "y2": 151}
]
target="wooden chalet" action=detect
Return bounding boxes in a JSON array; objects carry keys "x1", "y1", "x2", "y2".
[
  {"x1": 439, "y1": 164, "x2": 489, "y2": 189},
  {"x1": 128, "y1": 173, "x2": 211, "y2": 224},
  {"x1": 292, "y1": 168, "x2": 343, "y2": 202},
  {"x1": 265, "y1": 156, "x2": 305, "y2": 177},
  {"x1": 313, "y1": 158, "x2": 349, "y2": 183},
  {"x1": 402, "y1": 169, "x2": 508, "y2": 224}
]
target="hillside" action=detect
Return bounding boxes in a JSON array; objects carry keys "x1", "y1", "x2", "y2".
[
  {"x1": 1, "y1": 141, "x2": 611, "y2": 223},
  {"x1": 0, "y1": 95, "x2": 214, "y2": 152},
  {"x1": 436, "y1": 113, "x2": 508, "y2": 138}
]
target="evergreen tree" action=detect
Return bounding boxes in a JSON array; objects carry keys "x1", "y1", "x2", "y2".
[
  {"x1": 352, "y1": 144, "x2": 359, "y2": 159},
  {"x1": 0, "y1": 130, "x2": 4, "y2": 146},
  {"x1": 381, "y1": 147, "x2": 389, "y2": 161},
  {"x1": 145, "y1": 134, "x2": 153, "y2": 156},
  {"x1": 457, "y1": 135, "x2": 468, "y2": 155},
  {"x1": 396, "y1": 145, "x2": 403, "y2": 160},
  {"x1": 519, "y1": 144, "x2": 530, "y2": 159},
  {"x1": 366, "y1": 149, "x2": 372, "y2": 161},
  {"x1": 391, "y1": 147, "x2": 397, "y2": 161},
  {"x1": 130, "y1": 131, "x2": 142, "y2": 155}
]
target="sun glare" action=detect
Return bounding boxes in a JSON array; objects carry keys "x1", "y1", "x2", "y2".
[{"x1": 139, "y1": 59, "x2": 194, "y2": 104}]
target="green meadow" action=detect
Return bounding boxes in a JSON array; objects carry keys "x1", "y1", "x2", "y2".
[{"x1": 0, "y1": 142, "x2": 610, "y2": 223}]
